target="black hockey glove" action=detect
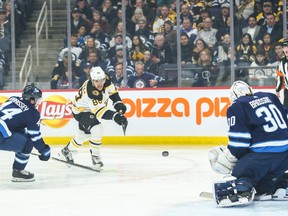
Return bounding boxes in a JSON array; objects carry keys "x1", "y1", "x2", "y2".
[
  {"x1": 113, "y1": 113, "x2": 127, "y2": 126},
  {"x1": 38, "y1": 144, "x2": 51, "y2": 161},
  {"x1": 114, "y1": 102, "x2": 127, "y2": 114}
]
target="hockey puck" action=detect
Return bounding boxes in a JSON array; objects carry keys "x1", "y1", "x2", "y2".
[{"x1": 162, "y1": 151, "x2": 169, "y2": 157}]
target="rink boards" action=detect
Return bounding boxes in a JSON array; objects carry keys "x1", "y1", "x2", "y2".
[{"x1": 0, "y1": 87, "x2": 276, "y2": 145}]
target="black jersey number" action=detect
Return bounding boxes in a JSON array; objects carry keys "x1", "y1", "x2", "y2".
[{"x1": 255, "y1": 104, "x2": 287, "y2": 132}]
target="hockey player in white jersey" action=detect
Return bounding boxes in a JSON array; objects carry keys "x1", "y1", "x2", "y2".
[
  {"x1": 208, "y1": 81, "x2": 288, "y2": 207},
  {"x1": 61, "y1": 66, "x2": 127, "y2": 171}
]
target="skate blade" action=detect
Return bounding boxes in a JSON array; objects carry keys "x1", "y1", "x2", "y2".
[{"x1": 11, "y1": 177, "x2": 35, "y2": 182}]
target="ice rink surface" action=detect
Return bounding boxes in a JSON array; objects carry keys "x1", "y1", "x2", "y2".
[{"x1": 0, "y1": 146, "x2": 287, "y2": 216}]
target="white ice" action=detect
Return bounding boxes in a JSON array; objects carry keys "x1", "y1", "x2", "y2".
[{"x1": 0, "y1": 146, "x2": 287, "y2": 216}]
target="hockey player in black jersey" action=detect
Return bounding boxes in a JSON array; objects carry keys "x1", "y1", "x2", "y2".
[
  {"x1": 0, "y1": 84, "x2": 51, "y2": 182},
  {"x1": 61, "y1": 66, "x2": 127, "y2": 171},
  {"x1": 208, "y1": 81, "x2": 288, "y2": 207}
]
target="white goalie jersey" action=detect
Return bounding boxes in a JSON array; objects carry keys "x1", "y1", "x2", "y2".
[{"x1": 72, "y1": 76, "x2": 120, "y2": 120}]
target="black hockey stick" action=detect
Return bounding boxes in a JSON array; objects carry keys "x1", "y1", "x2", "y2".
[{"x1": 31, "y1": 152, "x2": 100, "y2": 172}]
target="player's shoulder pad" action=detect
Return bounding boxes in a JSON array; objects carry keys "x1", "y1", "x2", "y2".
[{"x1": 86, "y1": 80, "x2": 103, "y2": 100}]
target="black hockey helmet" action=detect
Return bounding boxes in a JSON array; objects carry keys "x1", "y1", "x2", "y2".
[{"x1": 22, "y1": 84, "x2": 42, "y2": 105}]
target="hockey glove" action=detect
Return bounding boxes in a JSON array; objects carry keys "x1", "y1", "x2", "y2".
[
  {"x1": 38, "y1": 145, "x2": 51, "y2": 161},
  {"x1": 113, "y1": 113, "x2": 127, "y2": 126},
  {"x1": 114, "y1": 102, "x2": 127, "y2": 114},
  {"x1": 208, "y1": 146, "x2": 238, "y2": 174}
]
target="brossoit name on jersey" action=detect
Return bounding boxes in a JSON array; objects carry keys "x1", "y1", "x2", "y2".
[{"x1": 249, "y1": 97, "x2": 272, "y2": 109}]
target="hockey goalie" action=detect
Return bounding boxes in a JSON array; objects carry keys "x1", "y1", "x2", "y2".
[{"x1": 208, "y1": 81, "x2": 288, "y2": 207}]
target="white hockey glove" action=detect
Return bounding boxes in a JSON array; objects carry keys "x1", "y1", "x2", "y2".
[{"x1": 208, "y1": 146, "x2": 238, "y2": 174}]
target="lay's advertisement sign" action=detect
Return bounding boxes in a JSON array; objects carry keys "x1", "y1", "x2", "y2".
[{"x1": 0, "y1": 88, "x2": 275, "y2": 145}]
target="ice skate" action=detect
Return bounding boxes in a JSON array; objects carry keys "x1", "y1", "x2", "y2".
[
  {"x1": 61, "y1": 145, "x2": 74, "y2": 164},
  {"x1": 12, "y1": 169, "x2": 35, "y2": 182},
  {"x1": 90, "y1": 149, "x2": 103, "y2": 171}
]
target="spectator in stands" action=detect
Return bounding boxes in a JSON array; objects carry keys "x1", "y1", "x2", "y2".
[
  {"x1": 180, "y1": 17, "x2": 197, "y2": 45},
  {"x1": 192, "y1": 48, "x2": 218, "y2": 87},
  {"x1": 89, "y1": 10, "x2": 110, "y2": 34},
  {"x1": 235, "y1": 0, "x2": 255, "y2": 28},
  {"x1": 134, "y1": 18, "x2": 154, "y2": 50},
  {"x1": 78, "y1": 62, "x2": 92, "y2": 87},
  {"x1": 195, "y1": 8, "x2": 212, "y2": 31},
  {"x1": 89, "y1": 21, "x2": 109, "y2": 52},
  {"x1": 256, "y1": 13, "x2": 283, "y2": 46},
  {"x1": 257, "y1": 33, "x2": 274, "y2": 62},
  {"x1": 110, "y1": 62, "x2": 125, "y2": 89},
  {"x1": 163, "y1": 20, "x2": 177, "y2": 55},
  {"x1": 79, "y1": 37, "x2": 99, "y2": 61},
  {"x1": 143, "y1": 50, "x2": 158, "y2": 75},
  {"x1": 194, "y1": 17, "x2": 218, "y2": 49},
  {"x1": 179, "y1": 2, "x2": 193, "y2": 24},
  {"x1": 81, "y1": 50, "x2": 106, "y2": 71},
  {"x1": 58, "y1": 34, "x2": 83, "y2": 62},
  {"x1": 249, "y1": 49, "x2": 274, "y2": 86},
  {"x1": 213, "y1": 3, "x2": 230, "y2": 31},
  {"x1": 76, "y1": 0, "x2": 93, "y2": 21},
  {"x1": 76, "y1": 24, "x2": 89, "y2": 48},
  {"x1": 51, "y1": 51, "x2": 81, "y2": 89},
  {"x1": 213, "y1": 33, "x2": 231, "y2": 64},
  {"x1": 128, "y1": 7, "x2": 146, "y2": 36},
  {"x1": 256, "y1": 1, "x2": 280, "y2": 26},
  {"x1": 242, "y1": 14, "x2": 261, "y2": 44},
  {"x1": 109, "y1": 7, "x2": 123, "y2": 35},
  {"x1": 70, "y1": 7, "x2": 88, "y2": 34},
  {"x1": 0, "y1": 8, "x2": 10, "y2": 63},
  {"x1": 57, "y1": 70, "x2": 80, "y2": 89},
  {"x1": 236, "y1": 33, "x2": 257, "y2": 64},
  {"x1": 127, "y1": 61, "x2": 164, "y2": 88},
  {"x1": 152, "y1": 5, "x2": 175, "y2": 33},
  {"x1": 130, "y1": 35, "x2": 146, "y2": 63},
  {"x1": 109, "y1": 21, "x2": 132, "y2": 50},
  {"x1": 106, "y1": 44, "x2": 134, "y2": 77},
  {"x1": 100, "y1": 0, "x2": 118, "y2": 22},
  {"x1": 4, "y1": 0, "x2": 24, "y2": 48},
  {"x1": 107, "y1": 33, "x2": 123, "y2": 59},
  {"x1": 270, "y1": 41, "x2": 285, "y2": 65},
  {"x1": 151, "y1": 34, "x2": 174, "y2": 74},
  {"x1": 0, "y1": 48, "x2": 5, "y2": 89},
  {"x1": 180, "y1": 32, "x2": 194, "y2": 64},
  {"x1": 191, "y1": 38, "x2": 209, "y2": 64},
  {"x1": 134, "y1": 0, "x2": 156, "y2": 28}
]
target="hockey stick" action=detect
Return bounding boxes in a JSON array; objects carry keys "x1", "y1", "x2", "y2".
[
  {"x1": 122, "y1": 120, "x2": 128, "y2": 136},
  {"x1": 30, "y1": 153, "x2": 100, "y2": 172},
  {"x1": 199, "y1": 191, "x2": 213, "y2": 199}
]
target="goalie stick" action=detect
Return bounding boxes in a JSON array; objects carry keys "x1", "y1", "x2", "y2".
[
  {"x1": 31, "y1": 152, "x2": 100, "y2": 172},
  {"x1": 199, "y1": 191, "x2": 213, "y2": 199}
]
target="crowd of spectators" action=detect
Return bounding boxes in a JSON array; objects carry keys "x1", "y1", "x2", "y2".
[
  {"x1": 0, "y1": 0, "x2": 33, "y2": 89},
  {"x1": 51, "y1": 0, "x2": 288, "y2": 89}
]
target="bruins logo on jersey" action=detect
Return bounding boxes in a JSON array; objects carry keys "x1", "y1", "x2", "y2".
[{"x1": 92, "y1": 90, "x2": 99, "y2": 96}]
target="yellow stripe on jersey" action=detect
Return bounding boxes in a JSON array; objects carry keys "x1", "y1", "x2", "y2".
[{"x1": 94, "y1": 106, "x2": 109, "y2": 119}]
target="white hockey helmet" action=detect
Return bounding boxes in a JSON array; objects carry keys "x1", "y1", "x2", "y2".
[
  {"x1": 90, "y1": 66, "x2": 106, "y2": 81},
  {"x1": 229, "y1": 81, "x2": 253, "y2": 102}
]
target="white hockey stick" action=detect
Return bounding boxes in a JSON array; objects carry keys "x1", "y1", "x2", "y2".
[{"x1": 199, "y1": 191, "x2": 213, "y2": 199}]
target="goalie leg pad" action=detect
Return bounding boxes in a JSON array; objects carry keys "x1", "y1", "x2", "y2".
[{"x1": 213, "y1": 180, "x2": 255, "y2": 207}]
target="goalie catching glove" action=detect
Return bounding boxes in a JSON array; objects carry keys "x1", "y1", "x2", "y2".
[{"x1": 208, "y1": 146, "x2": 238, "y2": 174}]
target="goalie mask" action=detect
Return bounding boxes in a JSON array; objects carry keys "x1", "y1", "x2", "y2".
[{"x1": 229, "y1": 81, "x2": 253, "y2": 102}]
